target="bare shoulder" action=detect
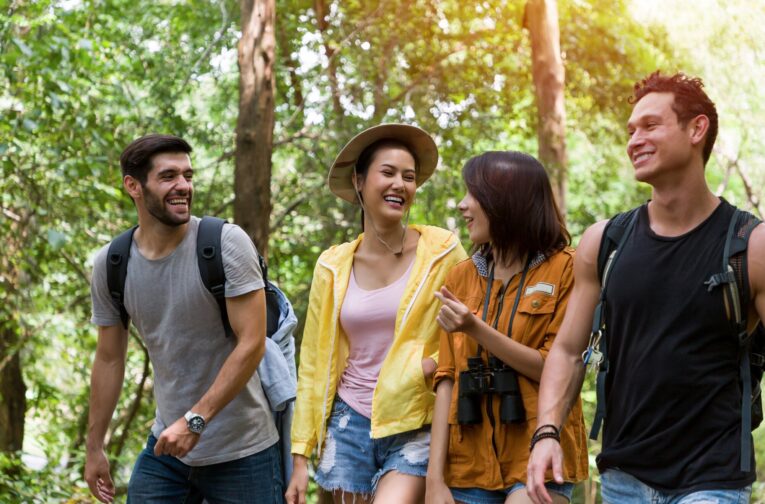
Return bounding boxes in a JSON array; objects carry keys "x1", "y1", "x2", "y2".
[{"x1": 573, "y1": 219, "x2": 609, "y2": 277}]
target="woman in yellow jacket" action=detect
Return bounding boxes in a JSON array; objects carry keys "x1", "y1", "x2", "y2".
[
  {"x1": 427, "y1": 151, "x2": 588, "y2": 504},
  {"x1": 285, "y1": 124, "x2": 467, "y2": 504}
]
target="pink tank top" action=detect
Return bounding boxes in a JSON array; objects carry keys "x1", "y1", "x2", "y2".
[{"x1": 336, "y1": 259, "x2": 414, "y2": 418}]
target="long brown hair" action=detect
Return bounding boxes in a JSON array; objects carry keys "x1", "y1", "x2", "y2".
[{"x1": 462, "y1": 151, "x2": 569, "y2": 265}]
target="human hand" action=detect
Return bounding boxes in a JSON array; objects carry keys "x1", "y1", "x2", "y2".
[
  {"x1": 526, "y1": 437, "x2": 565, "y2": 504},
  {"x1": 153, "y1": 416, "x2": 200, "y2": 458},
  {"x1": 85, "y1": 448, "x2": 115, "y2": 503},
  {"x1": 285, "y1": 455, "x2": 309, "y2": 504},
  {"x1": 434, "y1": 287, "x2": 476, "y2": 334},
  {"x1": 425, "y1": 476, "x2": 455, "y2": 504}
]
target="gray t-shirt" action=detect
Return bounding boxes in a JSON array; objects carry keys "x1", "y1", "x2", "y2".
[{"x1": 91, "y1": 217, "x2": 278, "y2": 466}]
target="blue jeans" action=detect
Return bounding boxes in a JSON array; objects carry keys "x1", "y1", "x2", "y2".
[
  {"x1": 127, "y1": 435, "x2": 283, "y2": 503},
  {"x1": 600, "y1": 469, "x2": 751, "y2": 504},
  {"x1": 314, "y1": 396, "x2": 430, "y2": 495},
  {"x1": 450, "y1": 482, "x2": 575, "y2": 504}
]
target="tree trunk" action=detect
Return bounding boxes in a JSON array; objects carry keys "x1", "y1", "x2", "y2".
[
  {"x1": 235, "y1": 0, "x2": 276, "y2": 256},
  {"x1": 0, "y1": 323, "x2": 26, "y2": 453},
  {"x1": 524, "y1": 0, "x2": 567, "y2": 214}
]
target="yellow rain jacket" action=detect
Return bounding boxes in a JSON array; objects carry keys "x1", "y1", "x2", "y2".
[{"x1": 291, "y1": 224, "x2": 467, "y2": 457}]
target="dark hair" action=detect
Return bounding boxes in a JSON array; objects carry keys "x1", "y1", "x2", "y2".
[
  {"x1": 354, "y1": 139, "x2": 418, "y2": 179},
  {"x1": 462, "y1": 151, "x2": 569, "y2": 265},
  {"x1": 119, "y1": 134, "x2": 193, "y2": 185},
  {"x1": 631, "y1": 71, "x2": 718, "y2": 165}
]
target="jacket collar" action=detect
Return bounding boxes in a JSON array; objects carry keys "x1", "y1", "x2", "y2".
[
  {"x1": 319, "y1": 224, "x2": 457, "y2": 271},
  {"x1": 471, "y1": 250, "x2": 546, "y2": 278}
]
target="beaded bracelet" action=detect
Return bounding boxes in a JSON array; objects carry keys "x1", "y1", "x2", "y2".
[{"x1": 529, "y1": 424, "x2": 561, "y2": 452}]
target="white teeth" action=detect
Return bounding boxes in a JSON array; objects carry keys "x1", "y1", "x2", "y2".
[
  {"x1": 634, "y1": 152, "x2": 652, "y2": 162},
  {"x1": 384, "y1": 196, "x2": 404, "y2": 204}
]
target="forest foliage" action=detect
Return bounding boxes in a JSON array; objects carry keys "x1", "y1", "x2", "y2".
[{"x1": 1, "y1": 0, "x2": 764, "y2": 502}]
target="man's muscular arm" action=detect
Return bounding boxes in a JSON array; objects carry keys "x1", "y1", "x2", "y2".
[
  {"x1": 527, "y1": 220, "x2": 607, "y2": 504},
  {"x1": 749, "y1": 223, "x2": 765, "y2": 331},
  {"x1": 153, "y1": 288, "x2": 267, "y2": 458},
  {"x1": 85, "y1": 324, "x2": 128, "y2": 503}
]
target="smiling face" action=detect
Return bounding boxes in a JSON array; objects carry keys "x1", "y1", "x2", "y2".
[
  {"x1": 458, "y1": 190, "x2": 490, "y2": 246},
  {"x1": 136, "y1": 152, "x2": 193, "y2": 227},
  {"x1": 355, "y1": 146, "x2": 417, "y2": 225},
  {"x1": 627, "y1": 92, "x2": 698, "y2": 184}
]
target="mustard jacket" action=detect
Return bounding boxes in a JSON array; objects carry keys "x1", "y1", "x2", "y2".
[{"x1": 291, "y1": 224, "x2": 467, "y2": 457}]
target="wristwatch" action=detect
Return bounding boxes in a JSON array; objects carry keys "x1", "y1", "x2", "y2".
[{"x1": 184, "y1": 411, "x2": 206, "y2": 434}]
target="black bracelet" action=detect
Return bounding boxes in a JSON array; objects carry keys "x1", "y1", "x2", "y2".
[
  {"x1": 529, "y1": 424, "x2": 561, "y2": 452},
  {"x1": 532, "y1": 424, "x2": 560, "y2": 438}
]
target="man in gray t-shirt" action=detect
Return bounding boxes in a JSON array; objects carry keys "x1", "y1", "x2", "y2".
[{"x1": 85, "y1": 134, "x2": 280, "y2": 503}]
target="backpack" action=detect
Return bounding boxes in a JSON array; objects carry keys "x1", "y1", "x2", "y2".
[
  {"x1": 106, "y1": 215, "x2": 280, "y2": 338},
  {"x1": 583, "y1": 205, "x2": 763, "y2": 473}
]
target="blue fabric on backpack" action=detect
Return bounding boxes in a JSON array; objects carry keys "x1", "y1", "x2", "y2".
[{"x1": 257, "y1": 281, "x2": 297, "y2": 482}]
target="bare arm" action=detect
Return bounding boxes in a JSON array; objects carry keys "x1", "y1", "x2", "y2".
[
  {"x1": 153, "y1": 288, "x2": 267, "y2": 457},
  {"x1": 527, "y1": 220, "x2": 607, "y2": 504},
  {"x1": 749, "y1": 223, "x2": 765, "y2": 327},
  {"x1": 425, "y1": 379, "x2": 455, "y2": 504},
  {"x1": 85, "y1": 324, "x2": 128, "y2": 503}
]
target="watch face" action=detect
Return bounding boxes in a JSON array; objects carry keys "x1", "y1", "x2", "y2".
[{"x1": 188, "y1": 415, "x2": 205, "y2": 434}]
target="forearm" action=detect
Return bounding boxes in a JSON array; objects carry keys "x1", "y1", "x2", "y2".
[
  {"x1": 192, "y1": 335, "x2": 265, "y2": 421},
  {"x1": 427, "y1": 379, "x2": 453, "y2": 481},
  {"x1": 465, "y1": 320, "x2": 544, "y2": 381},
  {"x1": 535, "y1": 343, "x2": 584, "y2": 428},
  {"x1": 86, "y1": 356, "x2": 126, "y2": 452}
]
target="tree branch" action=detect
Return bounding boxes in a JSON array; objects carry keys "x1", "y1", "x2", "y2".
[{"x1": 110, "y1": 328, "x2": 151, "y2": 459}]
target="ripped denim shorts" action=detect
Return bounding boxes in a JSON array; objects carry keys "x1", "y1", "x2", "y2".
[{"x1": 314, "y1": 395, "x2": 430, "y2": 496}]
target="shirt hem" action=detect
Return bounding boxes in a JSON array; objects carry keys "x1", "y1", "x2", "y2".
[{"x1": 179, "y1": 433, "x2": 279, "y2": 467}]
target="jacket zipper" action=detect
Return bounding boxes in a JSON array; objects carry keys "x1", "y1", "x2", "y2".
[{"x1": 486, "y1": 283, "x2": 507, "y2": 460}]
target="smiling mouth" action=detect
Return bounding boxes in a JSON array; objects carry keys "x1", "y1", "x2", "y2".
[
  {"x1": 383, "y1": 195, "x2": 405, "y2": 206},
  {"x1": 633, "y1": 152, "x2": 653, "y2": 164},
  {"x1": 167, "y1": 198, "x2": 188, "y2": 206}
]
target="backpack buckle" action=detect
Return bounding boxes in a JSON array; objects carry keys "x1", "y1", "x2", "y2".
[{"x1": 704, "y1": 270, "x2": 735, "y2": 292}]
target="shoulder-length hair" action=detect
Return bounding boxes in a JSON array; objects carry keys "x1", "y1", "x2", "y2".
[{"x1": 462, "y1": 151, "x2": 570, "y2": 265}]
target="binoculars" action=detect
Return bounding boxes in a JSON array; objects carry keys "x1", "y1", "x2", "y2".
[{"x1": 457, "y1": 356, "x2": 525, "y2": 425}]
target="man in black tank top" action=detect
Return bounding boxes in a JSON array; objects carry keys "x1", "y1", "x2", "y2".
[{"x1": 526, "y1": 71, "x2": 765, "y2": 504}]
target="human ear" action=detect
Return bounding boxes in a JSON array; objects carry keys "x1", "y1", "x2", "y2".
[
  {"x1": 689, "y1": 115, "x2": 710, "y2": 145},
  {"x1": 123, "y1": 175, "x2": 142, "y2": 199}
]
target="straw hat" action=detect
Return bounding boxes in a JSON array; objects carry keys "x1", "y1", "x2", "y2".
[{"x1": 327, "y1": 123, "x2": 439, "y2": 203}]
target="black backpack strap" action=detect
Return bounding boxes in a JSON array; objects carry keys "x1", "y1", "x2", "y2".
[
  {"x1": 197, "y1": 216, "x2": 233, "y2": 338},
  {"x1": 713, "y1": 208, "x2": 761, "y2": 472},
  {"x1": 588, "y1": 207, "x2": 640, "y2": 440},
  {"x1": 259, "y1": 254, "x2": 281, "y2": 338},
  {"x1": 106, "y1": 226, "x2": 138, "y2": 330},
  {"x1": 106, "y1": 226, "x2": 138, "y2": 329}
]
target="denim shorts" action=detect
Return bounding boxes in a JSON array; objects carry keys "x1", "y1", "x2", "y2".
[
  {"x1": 601, "y1": 469, "x2": 752, "y2": 504},
  {"x1": 450, "y1": 481, "x2": 575, "y2": 504},
  {"x1": 314, "y1": 396, "x2": 430, "y2": 495}
]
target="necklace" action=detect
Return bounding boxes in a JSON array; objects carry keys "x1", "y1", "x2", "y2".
[{"x1": 354, "y1": 185, "x2": 408, "y2": 257}]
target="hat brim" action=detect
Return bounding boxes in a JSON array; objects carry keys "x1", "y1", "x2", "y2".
[{"x1": 328, "y1": 123, "x2": 439, "y2": 203}]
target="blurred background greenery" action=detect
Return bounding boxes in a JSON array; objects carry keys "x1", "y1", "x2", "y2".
[{"x1": 1, "y1": 0, "x2": 764, "y2": 502}]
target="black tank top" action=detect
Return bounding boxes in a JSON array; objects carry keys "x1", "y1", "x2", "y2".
[{"x1": 597, "y1": 199, "x2": 755, "y2": 492}]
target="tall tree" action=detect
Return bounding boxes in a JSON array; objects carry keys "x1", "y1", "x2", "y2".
[
  {"x1": 235, "y1": 0, "x2": 276, "y2": 255},
  {"x1": 525, "y1": 0, "x2": 568, "y2": 212}
]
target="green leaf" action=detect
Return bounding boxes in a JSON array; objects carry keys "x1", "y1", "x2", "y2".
[
  {"x1": 47, "y1": 230, "x2": 68, "y2": 250},
  {"x1": 13, "y1": 38, "x2": 33, "y2": 56}
]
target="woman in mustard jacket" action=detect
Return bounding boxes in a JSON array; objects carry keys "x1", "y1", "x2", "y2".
[
  {"x1": 285, "y1": 124, "x2": 467, "y2": 504},
  {"x1": 427, "y1": 151, "x2": 588, "y2": 504}
]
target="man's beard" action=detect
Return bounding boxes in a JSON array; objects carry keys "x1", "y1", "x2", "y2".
[{"x1": 143, "y1": 186, "x2": 192, "y2": 227}]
